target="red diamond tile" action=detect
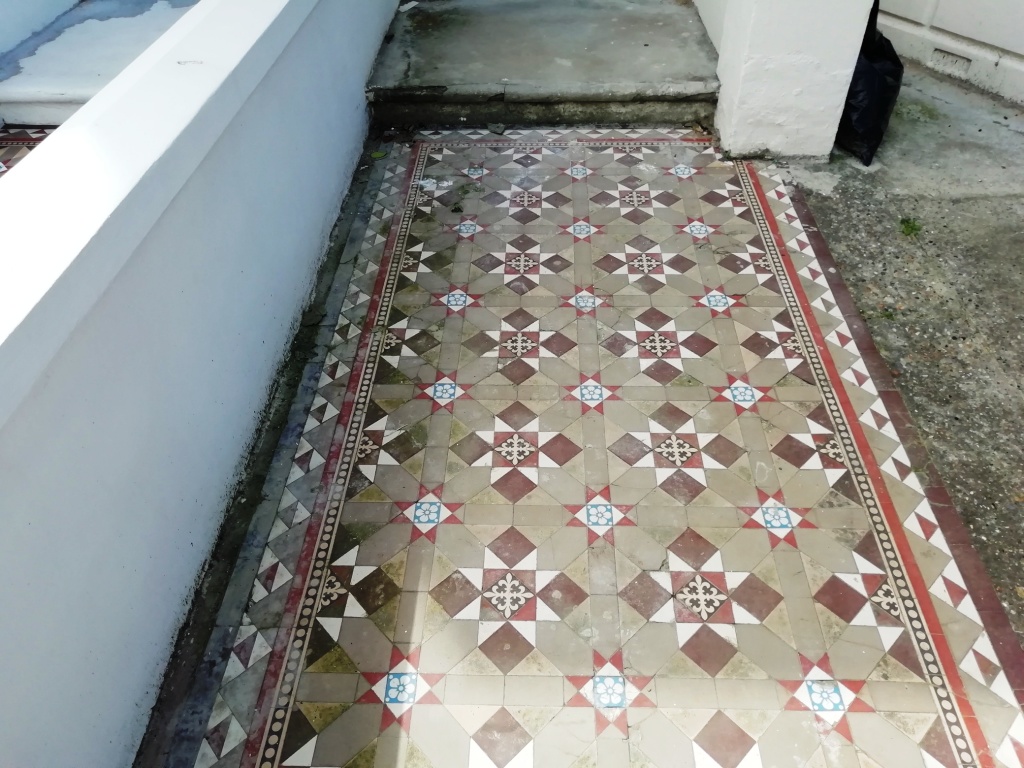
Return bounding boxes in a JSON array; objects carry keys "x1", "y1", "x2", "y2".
[
  {"x1": 478, "y1": 624, "x2": 534, "y2": 674},
  {"x1": 695, "y1": 711, "x2": 755, "y2": 768},
  {"x1": 452, "y1": 433, "x2": 492, "y2": 465},
  {"x1": 609, "y1": 434, "x2": 652, "y2": 465},
  {"x1": 541, "y1": 332, "x2": 576, "y2": 356},
  {"x1": 504, "y1": 308, "x2": 537, "y2": 330},
  {"x1": 659, "y1": 470, "x2": 706, "y2": 504},
  {"x1": 499, "y1": 359, "x2": 536, "y2": 385},
  {"x1": 650, "y1": 403, "x2": 690, "y2": 431},
  {"x1": 636, "y1": 308, "x2": 672, "y2": 329},
  {"x1": 619, "y1": 573, "x2": 671, "y2": 619},
  {"x1": 680, "y1": 333, "x2": 717, "y2": 357},
  {"x1": 814, "y1": 575, "x2": 868, "y2": 623},
  {"x1": 772, "y1": 435, "x2": 816, "y2": 468},
  {"x1": 682, "y1": 626, "x2": 737, "y2": 677},
  {"x1": 669, "y1": 530, "x2": 718, "y2": 569},
  {"x1": 541, "y1": 434, "x2": 583, "y2": 465},
  {"x1": 702, "y1": 435, "x2": 745, "y2": 467},
  {"x1": 729, "y1": 575, "x2": 783, "y2": 621},
  {"x1": 499, "y1": 402, "x2": 537, "y2": 430},
  {"x1": 473, "y1": 708, "x2": 532, "y2": 768},
  {"x1": 537, "y1": 573, "x2": 588, "y2": 618},
  {"x1": 430, "y1": 571, "x2": 482, "y2": 617},
  {"x1": 601, "y1": 333, "x2": 636, "y2": 357},
  {"x1": 492, "y1": 468, "x2": 538, "y2": 503},
  {"x1": 489, "y1": 527, "x2": 537, "y2": 566}
]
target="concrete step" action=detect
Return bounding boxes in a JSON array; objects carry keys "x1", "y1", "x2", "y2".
[
  {"x1": 0, "y1": 0, "x2": 197, "y2": 126},
  {"x1": 368, "y1": 0, "x2": 720, "y2": 128}
]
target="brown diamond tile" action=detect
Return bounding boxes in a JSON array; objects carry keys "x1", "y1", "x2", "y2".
[
  {"x1": 464, "y1": 331, "x2": 499, "y2": 356},
  {"x1": 627, "y1": 234, "x2": 658, "y2": 251},
  {"x1": 383, "y1": 430, "x2": 427, "y2": 463},
  {"x1": 591, "y1": 190, "x2": 617, "y2": 207},
  {"x1": 636, "y1": 308, "x2": 671, "y2": 329},
  {"x1": 499, "y1": 359, "x2": 536, "y2": 385},
  {"x1": 680, "y1": 333, "x2": 717, "y2": 357},
  {"x1": 681, "y1": 626, "x2": 737, "y2": 677},
  {"x1": 659, "y1": 470, "x2": 706, "y2": 504},
  {"x1": 509, "y1": 234, "x2": 540, "y2": 251},
  {"x1": 473, "y1": 253, "x2": 504, "y2": 272},
  {"x1": 729, "y1": 575, "x2": 783, "y2": 621},
  {"x1": 694, "y1": 711, "x2": 755, "y2": 768},
  {"x1": 650, "y1": 403, "x2": 690, "y2": 431},
  {"x1": 405, "y1": 332, "x2": 441, "y2": 355},
  {"x1": 772, "y1": 435, "x2": 816, "y2": 468},
  {"x1": 430, "y1": 570, "x2": 482, "y2": 617},
  {"x1": 473, "y1": 708, "x2": 533, "y2": 768},
  {"x1": 609, "y1": 434, "x2": 652, "y2": 465},
  {"x1": 665, "y1": 253, "x2": 697, "y2": 273},
  {"x1": 545, "y1": 192, "x2": 572, "y2": 209},
  {"x1": 740, "y1": 332, "x2": 779, "y2": 359},
  {"x1": 507, "y1": 275, "x2": 537, "y2": 295},
  {"x1": 702, "y1": 435, "x2": 745, "y2": 467},
  {"x1": 619, "y1": 572, "x2": 671, "y2": 620},
  {"x1": 492, "y1": 468, "x2": 538, "y2": 503},
  {"x1": 623, "y1": 208, "x2": 653, "y2": 224},
  {"x1": 668, "y1": 530, "x2": 718, "y2": 569},
  {"x1": 644, "y1": 360, "x2": 681, "y2": 385},
  {"x1": 541, "y1": 332, "x2": 576, "y2": 356},
  {"x1": 537, "y1": 573, "x2": 588, "y2": 618},
  {"x1": 499, "y1": 402, "x2": 537, "y2": 430},
  {"x1": 511, "y1": 209, "x2": 541, "y2": 225},
  {"x1": 595, "y1": 254, "x2": 626, "y2": 273},
  {"x1": 452, "y1": 433, "x2": 492, "y2": 465},
  {"x1": 542, "y1": 254, "x2": 572, "y2": 273},
  {"x1": 652, "y1": 191, "x2": 681, "y2": 206},
  {"x1": 814, "y1": 575, "x2": 868, "y2": 623},
  {"x1": 541, "y1": 434, "x2": 583, "y2": 465},
  {"x1": 504, "y1": 308, "x2": 537, "y2": 330},
  {"x1": 489, "y1": 527, "x2": 537, "y2": 567},
  {"x1": 478, "y1": 623, "x2": 534, "y2": 674},
  {"x1": 348, "y1": 568, "x2": 400, "y2": 615},
  {"x1": 601, "y1": 333, "x2": 636, "y2": 357},
  {"x1": 717, "y1": 253, "x2": 751, "y2": 274},
  {"x1": 634, "y1": 275, "x2": 663, "y2": 295}
]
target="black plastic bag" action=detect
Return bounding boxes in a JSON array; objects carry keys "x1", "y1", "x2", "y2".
[{"x1": 836, "y1": 25, "x2": 904, "y2": 166}]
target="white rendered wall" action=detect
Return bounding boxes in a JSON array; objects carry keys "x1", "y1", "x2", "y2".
[
  {"x1": 880, "y1": 0, "x2": 1024, "y2": 104},
  {"x1": 715, "y1": 0, "x2": 873, "y2": 157},
  {"x1": 0, "y1": 0, "x2": 397, "y2": 766},
  {"x1": 0, "y1": 0, "x2": 78, "y2": 55},
  {"x1": 693, "y1": 0, "x2": 726, "y2": 52}
]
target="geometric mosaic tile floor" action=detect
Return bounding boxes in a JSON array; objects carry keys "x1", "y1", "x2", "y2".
[
  {"x1": 0, "y1": 127, "x2": 53, "y2": 179},
  {"x1": 180, "y1": 129, "x2": 1024, "y2": 768}
]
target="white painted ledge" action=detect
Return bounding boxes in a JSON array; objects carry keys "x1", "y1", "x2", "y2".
[
  {"x1": 0, "y1": 0, "x2": 316, "y2": 429},
  {"x1": 0, "y1": 1, "x2": 196, "y2": 124}
]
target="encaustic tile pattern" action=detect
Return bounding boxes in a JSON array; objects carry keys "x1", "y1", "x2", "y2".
[
  {"x1": 187, "y1": 129, "x2": 1024, "y2": 768},
  {"x1": 0, "y1": 127, "x2": 53, "y2": 178}
]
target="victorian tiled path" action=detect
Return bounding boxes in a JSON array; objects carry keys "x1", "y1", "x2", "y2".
[{"x1": 183, "y1": 130, "x2": 1024, "y2": 768}]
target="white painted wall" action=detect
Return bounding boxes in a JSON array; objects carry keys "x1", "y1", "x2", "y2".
[
  {"x1": 693, "y1": 0, "x2": 727, "y2": 52},
  {"x1": 0, "y1": 0, "x2": 397, "y2": 766},
  {"x1": 715, "y1": 0, "x2": 874, "y2": 156},
  {"x1": 880, "y1": 0, "x2": 1024, "y2": 104},
  {"x1": 0, "y1": 0, "x2": 77, "y2": 55}
]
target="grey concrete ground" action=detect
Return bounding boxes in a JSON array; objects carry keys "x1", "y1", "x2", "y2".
[
  {"x1": 371, "y1": 0, "x2": 718, "y2": 97},
  {"x1": 785, "y1": 63, "x2": 1024, "y2": 642},
  {"x1": 368, "y1": 0, "x2": 718, "y2": 128}
]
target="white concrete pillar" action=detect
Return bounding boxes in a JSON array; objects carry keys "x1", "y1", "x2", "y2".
[{"x1": 716, "y1": 0, "x2": 874, "y2": 157}]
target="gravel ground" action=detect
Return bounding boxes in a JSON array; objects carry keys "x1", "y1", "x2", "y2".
[{"x1": 785, "y1": 62, "x2": 1024, "y2": 644}]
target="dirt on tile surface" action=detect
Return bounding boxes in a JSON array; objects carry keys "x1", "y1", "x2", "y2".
[{"x1": 785, "y1": 62, "x2": 1024, "y2": 643}]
